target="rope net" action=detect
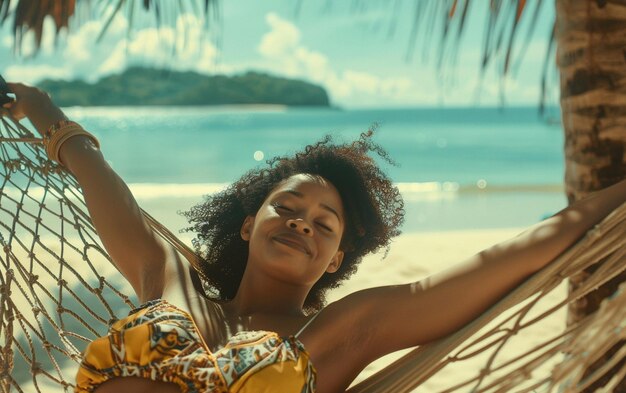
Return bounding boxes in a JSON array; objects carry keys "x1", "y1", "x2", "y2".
[{"x1": 0, "y1": 109, "x2": 624, "y2": 392}]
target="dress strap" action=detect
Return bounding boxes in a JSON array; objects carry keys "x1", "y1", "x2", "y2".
[{"x1": 295, "y1": 311, "x2": 322, "y2": 338}]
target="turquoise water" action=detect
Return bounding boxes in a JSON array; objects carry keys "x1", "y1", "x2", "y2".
[
  {"x1": 65, "y1": 106, "x2": 564, "y2": 185},
  {"x1": 61, "y1": 105, "x2": 567, "y2": 231}
]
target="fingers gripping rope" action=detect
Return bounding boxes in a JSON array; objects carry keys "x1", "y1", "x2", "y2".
[
  {"x1": 0, "y1": 74, "x2": 13, "y2": 106},
  {"x1": 0, "y1": 74, "x2": 41, "y2": 144}
]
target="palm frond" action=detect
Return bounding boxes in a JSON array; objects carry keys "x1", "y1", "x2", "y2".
[
  {"x1": 512, "y1": 0, "x2": 544, "y2": 74},
  {"x1": 95, "y1": 0, "x2": 125, "y2": 44},
  {"x1": 539, "y1": 23, "x2": 556, "y2": 113},
  {"x1": 0, "y1": 0, "x2": 216, "y2": 56},
  {"x1": 412, "y1": 0, "x2": 555, "y2": 107},
  {"x1": 3, "y1": 0, "x2": 75, "y2": 55}
]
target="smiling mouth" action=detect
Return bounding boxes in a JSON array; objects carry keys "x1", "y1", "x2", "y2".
[{"x1": 272, "y1": 237, "x2": 310, "y2": 255}]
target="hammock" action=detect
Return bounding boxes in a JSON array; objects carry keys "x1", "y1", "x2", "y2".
[{"x1": 0, "y1": 108, "x2": 624, "y2": 393}]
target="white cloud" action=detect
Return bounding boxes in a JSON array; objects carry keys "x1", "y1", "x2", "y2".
[
  {"x1": 3, "y1": 64, "x2": 71, "y2": 84},
  {"x1": 294, "y1": 47, "x2": 329, "y2": 81},
  {"x1": 256, "y1": 12, "x2": 428, "y2": 107},
  {"x1": 342, "y1": 70, "x2": 380, "y2": 95},
  {"x1": 97, "y1": 40, "x2": 128, "y2": 76},
  {"x1": 258, "y1": 13, "x2": 301, "y2": 58},
  {"x1": 1, "y1": 10, "x2": 225, "y2": 85},
  {"x1": 10, "y1": 16, "x2": 60, "y2": 57}
]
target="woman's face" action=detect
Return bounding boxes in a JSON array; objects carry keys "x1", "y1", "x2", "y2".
[{"x1": 241, "y1": 174, "x2": 345, "y2": 286}]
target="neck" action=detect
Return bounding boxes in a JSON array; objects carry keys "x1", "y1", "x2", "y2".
[{"x1": 230, "y1": 264, "x2": 309, "y2": 317}]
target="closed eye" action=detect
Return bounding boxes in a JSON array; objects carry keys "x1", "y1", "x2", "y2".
[
  {"x1": 272, "y1": 203, "x2": 293, "y2": 212},
  {"x1": 272, "y1": 203, "x2": 335, "y2": 232},
  {"x1": 317, "y1": 223, "x2": 333, "y2": 232}
]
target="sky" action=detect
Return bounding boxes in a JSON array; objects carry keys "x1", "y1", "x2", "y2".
[{"x1": 0, "y1": 1, "x2": 557, "y2": 108}]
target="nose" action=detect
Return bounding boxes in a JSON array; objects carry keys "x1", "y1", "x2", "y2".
[{"x1": 286, "y1": 218, "x2": 313, "y2": 236}]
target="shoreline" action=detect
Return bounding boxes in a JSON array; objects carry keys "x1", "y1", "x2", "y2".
[
  {"x1": 7, "y1": 185, "x2": 566, "y2": 242},
  {"x1": 2, "y1": 178, "x2": 565, "y2": 237},
  {"x1": 0, "y1": 182, "x2": 566, "y2": 203}
]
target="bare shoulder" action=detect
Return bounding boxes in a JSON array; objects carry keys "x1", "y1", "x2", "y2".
[
  {"x1": 296, "y1": 289, "x2": 395, "y2": 392},
  {"x1": 302, "y1": 289, "x2": 383, "y2": 348},
  {"x1": 301, "y1": 283, "x2": 432, "y2": 363}
]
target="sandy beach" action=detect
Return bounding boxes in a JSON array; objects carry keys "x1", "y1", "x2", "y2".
[{"x1": 328, "y1": 228, "x2": 568, "y2": 390}]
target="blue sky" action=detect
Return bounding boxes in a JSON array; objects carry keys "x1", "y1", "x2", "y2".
[{"x1": 0, "y1": 1, "x2": 557, "y2": 108}]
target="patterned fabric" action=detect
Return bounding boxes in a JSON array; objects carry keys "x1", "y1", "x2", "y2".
[{"x1": 75, "y1": 299, "x2": 317, "y2": 392}]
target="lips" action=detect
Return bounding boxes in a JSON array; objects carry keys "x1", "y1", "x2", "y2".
[{"x1": 272, "y1": 233, "x2": 312, "y2": 255}]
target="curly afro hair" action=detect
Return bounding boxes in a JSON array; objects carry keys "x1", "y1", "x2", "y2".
[{"x1": 180, "y1": 129, "x2": 405, "y2": 313}]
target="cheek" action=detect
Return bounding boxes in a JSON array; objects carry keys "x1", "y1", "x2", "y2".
[
  {"x1": 318, "y1": 236, "x2": 341, "y2": 258},
  {"x1": 250, "y1": 209, "x2": 279, "y2": 234},
  {"x1": 247, "y1": 215, "x2": 284, "y2": 254}
]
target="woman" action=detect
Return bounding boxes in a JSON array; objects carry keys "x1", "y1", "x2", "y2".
[{"x1": 4, "y1": 83, "x2": 626, "y2": 393}]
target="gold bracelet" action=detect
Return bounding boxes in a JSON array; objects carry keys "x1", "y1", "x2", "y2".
[
  {"x1": 44, "y1": 120, "x2": 100, "y2": 165},
  {"x1": 47, "y1": 128, "x2": 93, "y2": 163}
]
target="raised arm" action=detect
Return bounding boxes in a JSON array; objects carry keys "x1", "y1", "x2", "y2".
[
  {"x1": 5, "y1": 83, "x2": 168, "y2": 301},
  {"x1": 329, "y1": 179, "x2": 626, "y2": 363}
]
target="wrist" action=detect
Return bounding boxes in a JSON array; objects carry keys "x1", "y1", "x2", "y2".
[{"x1": 27, "y1": 100, "x2": 67, "y2": 135}]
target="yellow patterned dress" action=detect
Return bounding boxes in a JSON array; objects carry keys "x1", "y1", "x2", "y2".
[{"x1": 75, "y1": 299, "x2": 317, "y2": 392}]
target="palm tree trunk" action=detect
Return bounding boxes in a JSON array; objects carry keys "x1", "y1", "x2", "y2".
[{"x1": 557, "y1": 0, "x2": 626, "y2": 390}]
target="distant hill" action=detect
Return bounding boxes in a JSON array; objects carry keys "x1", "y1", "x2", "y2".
[{"x1": 37, "y1": 67, "x2": 331, "y2": 107}]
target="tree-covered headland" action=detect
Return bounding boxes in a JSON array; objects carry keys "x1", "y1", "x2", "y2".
[{"x1": 38, "y1": 67, "x2": 331, "y2": 107}]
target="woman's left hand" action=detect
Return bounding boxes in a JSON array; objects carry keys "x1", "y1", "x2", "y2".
[{"x1": 2, "y1": 82, "x2": 67, "y2": 135}]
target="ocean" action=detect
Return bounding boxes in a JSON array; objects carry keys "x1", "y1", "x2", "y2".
[{"x1": 62, "y1": 105, "x2": 568, "y2": 232}]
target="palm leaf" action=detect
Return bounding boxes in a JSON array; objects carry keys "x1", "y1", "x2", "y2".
[
  {"x1": 95, "y1": 0, "x2": 125, "y2": 44},
  {"x1": 0, "y1": 0, "x2": 216, "y2": 55},
  {"x1": 400, "y1": 0, "x2": 555, "y2": 109}
]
